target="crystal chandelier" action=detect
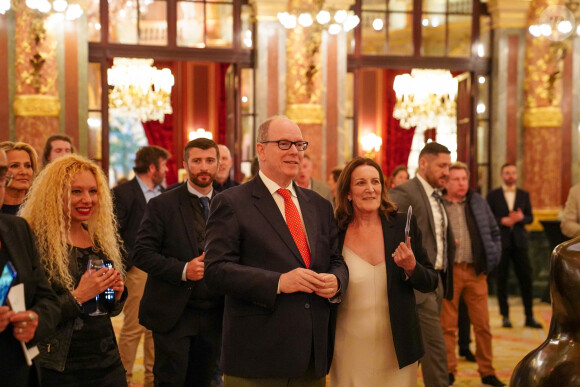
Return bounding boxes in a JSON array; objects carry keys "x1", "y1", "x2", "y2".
[
  {"x1": 108, "y1": 58, "x2": 175, "y2": 123},
  {"x1": 393, "y1": 69, "x2": 458, "y2": 130},
  {"x1": 0, "y1": 0, "x2": 83, "y2": 20},
  {"x1": 277, "y1": 8, "x2": 359, "y2": 35}
]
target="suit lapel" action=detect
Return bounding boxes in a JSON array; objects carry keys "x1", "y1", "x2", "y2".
[
  {"x1": 499, "y1": 188, "x2": 510, "y2": 213},
  {"x1": 296, "y1": 184, "x2": 317, "y2": 263},
  {"x1": 130, "y1": 178, "x2": 147, "y2": 210},
  {"x1": 413, "y1": 178, "x2": 436, "y2": 240},
  {"x1": 177, "y1": 185, "x2": 198, "y2": 251},
  {"x1": 381, "y1": 214, "x2": 397, "y2": 293},
  {"x1": 252, "y1": 177, "x2": 305, "y2": 266}
]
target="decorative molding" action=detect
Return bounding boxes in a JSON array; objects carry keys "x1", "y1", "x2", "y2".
[
  {"x1": 527, "y1": 208, "x2": 561, "y2": 231},
  {"x1": 286, "y1": 103, "x2": 324, "y2": 124},
  {"x1": 487, "y1": 0, "x2": 532, "y2": 29},
  {"x1": 523, "y1": 106, "x2": 563, "y2": 127},
  {"x1": 13, "y1": 94, "x2": 60, "y2": 117}
]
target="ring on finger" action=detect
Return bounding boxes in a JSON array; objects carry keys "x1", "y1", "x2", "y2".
[
  {"x1": 18, "y1": 327, "x2": 23, "y2": 334},
  {"x1": 29, "y1": 312, "x2": 35, "y2": 321},
  {"x1": 21, "y1": 321, "x2": 27, "y2": 328}
]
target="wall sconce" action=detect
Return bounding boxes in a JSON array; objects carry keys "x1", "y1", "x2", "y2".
[
  {"x1": 360, "y1": 133, "x2": 382, "y2": 158},
  {"x1": 188, "y1": 128, "x2": 213, "y2": 141}
]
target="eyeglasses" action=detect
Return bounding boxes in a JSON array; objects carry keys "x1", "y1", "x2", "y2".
[
  {"x1": 0, "y1": 172, "x2": 13, "y2": 188},
  {"x1": 260, "y1": 140, "x2": 309, "y2": 151}
]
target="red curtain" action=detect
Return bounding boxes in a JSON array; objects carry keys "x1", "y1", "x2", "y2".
[
  {"x1": 217, "y1": 63, "x2": 230, "y2": 145},
  {"x1": 382, "y1": 69, "x2": 416, "y2": 176},
  {"x1": 142, "y1": 114, "x2": 178, "y2": 186}
]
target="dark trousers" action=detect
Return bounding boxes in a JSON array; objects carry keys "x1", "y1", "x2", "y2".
[
  {"x1": 152, "y1": 307, "x2": 222, "y2": 387},
  {"x1": 457, "y1": 296, "x2": 471, "y2": 350},
  {"x1": 497, "y1": 245, "x2": 534, "y2": 318}
]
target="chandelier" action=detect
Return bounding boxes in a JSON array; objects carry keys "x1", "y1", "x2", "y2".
[
  {"x1": 393, "y1": 69, "x2": 458, "y2": 130},
  {"x1": 0, "y1": 0, "x2": 83, "y2": 20},
  {"x1": 528, "y1": 4, "x2": 580, "y2": 40},
  {"x1": 108, "y1": 58, "x2": 175, "y2": 123},
  {"x1": 277, "y1": 8, "x2": 360, "y2": 35}
]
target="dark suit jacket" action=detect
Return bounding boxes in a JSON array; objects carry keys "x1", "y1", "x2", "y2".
[
  {"x1": 0, "y1": 215, "x2": 60, "y2": 381},
  {"x1": 204, "y1": 176, "x2": 349, "y2": 378},
  {"x1": 132, "y1": 183, "x2": 222, "y2": 333},
  {"x1": 336, "y1": 213, "x2": 438, "y2": 369},
  {"x1": 388, "y1": 177, "x2": 456, "y2": 300},
  {"x1": 112, "y1": 177, "x2": 155, "y2": 270},
  {"x1": 486, "y1": 187, "x2": 533, "y2": 249}
]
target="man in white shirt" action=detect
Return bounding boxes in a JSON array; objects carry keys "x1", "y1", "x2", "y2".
[
  {"x1": 389, "y1": 142, "x2": 455, "y2": 387},
  {"x1": 486, "y1": 163, "x2": 542, "y2": 329}
]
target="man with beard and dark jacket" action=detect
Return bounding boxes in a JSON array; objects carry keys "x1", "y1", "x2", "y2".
[
  {"x1": 440, "y1": 162, "x2": 505, "y2": 387},
  {"x1": 133, "y1": 138, "x2": 223, "y2": 386}
]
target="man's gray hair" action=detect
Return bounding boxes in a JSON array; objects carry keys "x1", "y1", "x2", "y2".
[{"x1": 256, "y1": 115, "x2": 290, "y2": 143}]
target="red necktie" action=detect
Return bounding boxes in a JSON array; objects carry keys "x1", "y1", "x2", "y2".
[{"x1": 277, "y1": 188, "x2": 311, "y2": 268}]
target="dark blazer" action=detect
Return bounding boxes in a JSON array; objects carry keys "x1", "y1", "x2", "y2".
[
  {"x1": 132, "y1": 183, "x2": 222, "y2": 333},
  {"x1": 112, "y1": 177, "x2": 161, "y2": 270},
  {"x1": 389, "y1": 177, "x2": 456, "y2": 299},
  {"x1": 337, "y1": 212, "x2": 438, "y2": 369},
  {"x1": 486, "y1": 187, "x2": 533, "y2": 249},
  {"x1": 0, "y1": 215, "x2": 60, "y2": 382},
  {"x1": 204, "y1": 175, "x2": 349, "y2": 379}
]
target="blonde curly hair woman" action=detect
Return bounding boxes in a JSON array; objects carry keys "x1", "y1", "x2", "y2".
[
  {"x1": 20, "y1": 154, "x2": 128, "y2": 386},
  {"x1": 0, "y1": 141, "x2": 39, "y2": 215}
]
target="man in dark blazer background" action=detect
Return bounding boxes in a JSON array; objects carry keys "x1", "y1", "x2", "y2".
[
  {"x1": 113, "y1": 145, "x2": 170, "y2": 387},
  {"x1": 133, "y1": 138, "x2": 223, "y2": 386},
  {"x1": 205, "y1": 116, "x2": 348, "y2": 386},
  {"x1": 389, "y1": 142, "x2": 455, "y2": 387},
  {"x1": 486, "y1": 163, "x2": 542, "y2": 329}
]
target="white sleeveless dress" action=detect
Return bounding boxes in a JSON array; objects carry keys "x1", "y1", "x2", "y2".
[{"x1": 330, "y1": 246, "x2": 418, "y2": 387}]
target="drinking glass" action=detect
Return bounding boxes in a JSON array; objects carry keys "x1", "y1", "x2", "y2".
[{"x1": 87, "y1": 258, "x2": 107, "y2": 316}]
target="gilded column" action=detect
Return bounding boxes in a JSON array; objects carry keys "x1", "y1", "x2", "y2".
[
  {"x1": 522, "y1": 0, "x2": 567, "y2": 217},
  {"x1": 12, "y1": 0, "x2": 59, "y2": 152},
  {"x1": 284, "y1": 0, "x2": 325, "y2": 178}
]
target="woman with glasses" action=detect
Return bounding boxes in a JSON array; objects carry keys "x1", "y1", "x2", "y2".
[
  {"x1": 0, "y1": 142, "x2": 38, "y2": 215},
  {"x1": 330, "y1": 157, "x2": 437, "y2": 387},
  {"x1": 20, "y1": 155, "x2": 127, "y2": 386}
]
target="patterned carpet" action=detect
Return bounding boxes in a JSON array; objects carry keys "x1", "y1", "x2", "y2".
[{"x1": 112, "y1": 296, "x2": 551, "y2": 387}]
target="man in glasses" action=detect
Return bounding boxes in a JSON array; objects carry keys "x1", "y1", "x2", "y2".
[{"x1": 205, "y1": 115, "x2": 348, "y2": 386}]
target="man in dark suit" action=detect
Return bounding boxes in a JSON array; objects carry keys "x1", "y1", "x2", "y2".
[
  {"x1": 486, "y1": 163, "x2": 542, "y2": 329},
  {"x1": 0, "y1": 149, "x2": 60, "y2": 386},
  {"x1": 389, "y1": 142, "x2": 455, "y2": 387},
  {"x1": 133, "y1": 138, "x2": 223, "y2": 386},
  {"x1": 113, "y1": 145, "x2": 170, "y2": 387},
  {"x1": 205, "y1": 116, "x2": 348, "y2": 386}
]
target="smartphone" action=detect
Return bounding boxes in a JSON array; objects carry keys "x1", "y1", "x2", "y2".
[
  {"x1": 0, "y1": 261, "x2": 17, "y2": 305},
  {"x1": 102, "y1": 262, "x2": 115, "y2": 302}
]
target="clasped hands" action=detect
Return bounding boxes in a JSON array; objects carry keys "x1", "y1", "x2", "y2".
[
  {"x1": 501, "y1": 208, "x2": 524, "y2": 227},
  {"x1": 392, "y1": 236, "x2": 416, "y2": 277},
  {"x1": 279, "y1": 269, "x2": 338, "y2": 298},
  {"x1": 0, "y1": 306, "x2": 39, "y2": 343},
  {"x1": 74, "y1": 265, "x2": 124, "y2": 303}
]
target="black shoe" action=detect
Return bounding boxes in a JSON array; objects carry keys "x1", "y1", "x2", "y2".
[
  {"x1": 525, "y1": 317, "x2": 543, "y2": 328},
  {"x1": 449, "y1": 372, "x2": 455, "y2": 386},
  {"x1": 502, "y1": 316, "x2": 512, "y2": 328},
  {"x1": 459, "y1": 347, "x2": 476, "y2": 362},
  {"x1": 482, "y1": 374, "x2": 506, "y2": 386}
]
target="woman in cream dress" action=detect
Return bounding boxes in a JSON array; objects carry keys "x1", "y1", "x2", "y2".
[{"x1": 330, "y1": 157, "x2": 438, "y2": 387}]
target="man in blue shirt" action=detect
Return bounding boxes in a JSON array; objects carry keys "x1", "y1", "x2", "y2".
[{"x1": 113, "y1": 145, "x2": 170, "y2": 387}]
